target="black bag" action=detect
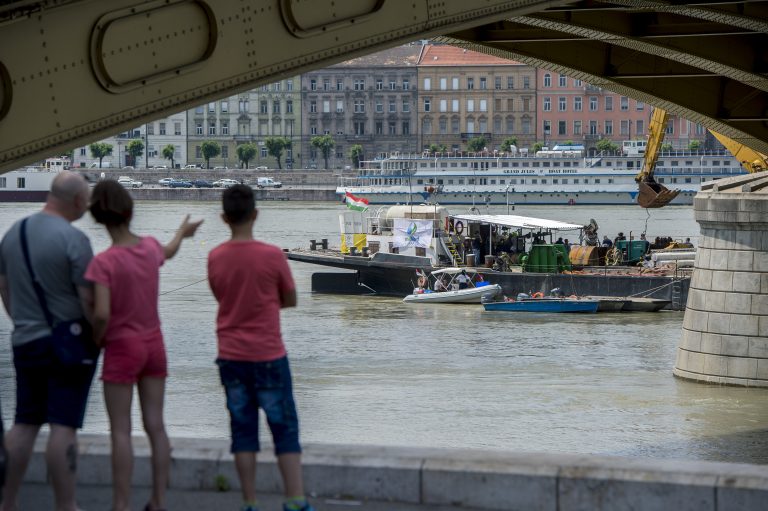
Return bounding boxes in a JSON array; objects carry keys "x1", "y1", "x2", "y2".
[
  {"x1": 19, "y1": 218, "x2": 100, "y2": 367},
  {"x1": 51, "y1": 318, "x2": 99, "y2": 367}
]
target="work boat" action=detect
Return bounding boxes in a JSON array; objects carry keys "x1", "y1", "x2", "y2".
[
  {"x1": 403, "y1": 268, "x2": 502, "y2": 304},
  {"x1": 0, "y1": 157, "x2": 72, "y2": 202},
  {"x1": 337, "y1": 145, "x2": 746, "y2": 206}
]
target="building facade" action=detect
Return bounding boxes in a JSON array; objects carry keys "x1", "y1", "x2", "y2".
[
  {"x1": 301, "y1": 45, "x2": 422, "y2": 169},
  {"x1": 417, "y1": 45, "x2": 537, "y2": 153},
  {"x1": 186, "y1": 75, "x2": 302, "y2": 169}
]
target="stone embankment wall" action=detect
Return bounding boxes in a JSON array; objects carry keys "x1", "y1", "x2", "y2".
[
  {"x1": 675, "y1": 189, "x2": 768, "y2": 386},
  {"x1": 23, "y1": 434, "x2": 768, "y2": 510}
]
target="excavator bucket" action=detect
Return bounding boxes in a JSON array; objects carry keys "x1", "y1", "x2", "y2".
[{"x1": 637, "y1": 179, "x2": 680, "y2": 208}]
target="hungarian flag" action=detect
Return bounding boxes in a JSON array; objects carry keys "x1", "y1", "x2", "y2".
[{"x1": 345, "y1": 191, "x2": 369, "y2": 212}]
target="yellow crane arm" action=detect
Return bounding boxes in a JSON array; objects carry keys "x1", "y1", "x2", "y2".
[
  {"x1": 710, "y1": 132, "x2": 768, "y2": 173},
  {"x1": 635, "y1": 108, "x2": 669, "y2": 183}
]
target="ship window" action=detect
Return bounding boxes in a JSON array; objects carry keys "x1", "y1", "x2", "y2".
[
  {"x1": 532, "y1": 162, "x2": 539, "y2": 167},
  {"x1": 448, "y1": 179, "x2": 454, "y2": 184},
  {"x1": 450, "y1": 163, "x2": 458, "y2": 168},
  {"x1": 458, "y1": 179, "x2": 465, "y2": 184},
  {"x1": 510, "y1": 179, "x2": 517, "y2": 184},
  {"x1": 608, "y1": 179, "x2": 614, "y2": 183},
  {"x1": 541, "y1": 179, "x2": 547, "y2": 184},
  {"x1": 417, "y1": 179, "x2": 424, "y2": 184},
  {"x1": 627, "y1": 161, "x2": 634, "y2": 168},
  {"x1": 594, "y1": 179, "x2": 600, "y2": 184},
  {"x1": 552, "y1": 162, "x2": 560, "y2": 167},
  {"x1": 17, "y1": 178, "x2": 25, "y2": 189},
  {"x1": 563, "y1": 162, "x2": 571, "y2": 167},
  {"x1": 468, "y1": 178, "x2": 475, "y2": 184},
  {"x1": 685, "y1": 177, "x2": 692, "y2": 183},
  {"x1": 501, "y1": 162, "x2": 509, "y2": 168},
  {"x1": 520, "y1": 179, "x2": 525, "y2": 184},
  {"x1": 562, "y1": 179, "x2": 568, "y2": 184},
  {"x1": 532, "y1": 179, "x2": 538, "y2": 184},
  {"x1": 583, "y1": 179, "x2": 589, "y2": 184},
  {"x1": 512, "y1": 162, "x2": 519, "y2": 167},
  {"x1": 522, "y1": 162, "x2": 529, "y2": 167},
  {"x1": 500, "y1": 179, "x2": 505, "y2": 184},
  {"x1": 672, "y1": 178, "x2": 678, "y2": 183},
  {"x1": 0, "y1": 177, "x2": 5, "y2": 188},
  {"x1": 659, "y1": 178, "x2": 665, "y2": 183},
  {"x1": 491, "y1": 162, "x2": 497, "y2": 168},
  {"x1": 542, "y1": 162, "x2": 550, "y2": 167},
  {"x1": 671, "y1": 160, "x2": 679, "y2": 166},
  {"x1": 712, "y1": 161, "x2": 719, "y2": 166},
  {"x1": 415, "y1": 247, "x2": 426, "y2": 257},
  {"x1": 553, "y1": 179, "x2": 558, "y2": 184},
  {"x1": 490, "y1": 179, "x2": 496, "y2": 184},
  {"x1": 437, "y1": 179, "x2": 443, "y2": 184},
  {"x1": 573, "y1": 179, "x2": 578, "y2": 184},
  {"x1": 605, "y1": 161, "x2": 612, "y2": 167},
  {"x1": 685, "y1": 161, "x2": 693, "y2": 166}
]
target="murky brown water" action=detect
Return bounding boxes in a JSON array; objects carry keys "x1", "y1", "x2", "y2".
[{"x1": 2, "y1": 200, "x2": 768, "y2": 464}]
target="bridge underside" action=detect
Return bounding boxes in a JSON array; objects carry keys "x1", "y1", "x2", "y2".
[{"x1": 0, "y1": 0, "x2": 766, "y2": 172}]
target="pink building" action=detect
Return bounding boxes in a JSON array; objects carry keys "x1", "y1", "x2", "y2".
[{"x1": 535, "y1": 69, "x2": 707, "y2": 153}]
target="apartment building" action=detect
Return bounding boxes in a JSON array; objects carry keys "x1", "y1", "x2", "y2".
[
  {"x1": 301, "y1": 45, "x2": 421, "y2": 168},
  {"x1": 186, "y1": 75, "x2": 302, "y2": 168},
  {"x1": 417, "y1": 44, "x2": 537, "y2": 152},
  {"x1": 72, "y1": 112, "x2": 188, "y2": 169}
]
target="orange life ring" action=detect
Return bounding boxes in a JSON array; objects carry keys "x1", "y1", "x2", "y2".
[
  {"x1": 454, "y1": 221, "x2": 464, "y2": 236},
  {"x1": 417, "y1": 276, "x2": 427, "y2": 288},
  {"x1": 532, "y1": 292, "x2": 544, "y2": 298}
]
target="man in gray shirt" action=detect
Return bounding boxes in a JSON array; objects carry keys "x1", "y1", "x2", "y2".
[{"x1": 0, "y1": 171, "x2": 95, "y2": 511}]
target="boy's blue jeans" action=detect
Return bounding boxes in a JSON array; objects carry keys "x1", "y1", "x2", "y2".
[{"x1": 217, "y1": 356, "x2": 302, "y2": 454}]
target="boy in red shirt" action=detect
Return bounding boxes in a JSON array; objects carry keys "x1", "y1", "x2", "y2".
[{"x1": 208, "y1": 185, "x2": 314, "y2": 511}]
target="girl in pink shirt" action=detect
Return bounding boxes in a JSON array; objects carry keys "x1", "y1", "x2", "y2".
[{"x1": 85, "y1": 180, "x2": 202, "y2": 511}]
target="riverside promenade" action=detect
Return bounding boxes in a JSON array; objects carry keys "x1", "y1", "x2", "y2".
[{"x1": 18, "y1": 434, "x2": 768, "y2": 510}]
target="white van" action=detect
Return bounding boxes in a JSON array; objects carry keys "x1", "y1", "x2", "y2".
[{"x1": 256, "y1": 177, "x2": 282, "y2": 189}]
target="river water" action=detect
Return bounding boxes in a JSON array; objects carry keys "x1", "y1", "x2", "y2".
[{"x1": 2, "y1": 200, "x2": 768, "y2": 464}]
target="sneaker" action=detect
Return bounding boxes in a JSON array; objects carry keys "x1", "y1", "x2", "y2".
[{"x1": 283, "y1": 503, "x2": 315, "y2": 511}]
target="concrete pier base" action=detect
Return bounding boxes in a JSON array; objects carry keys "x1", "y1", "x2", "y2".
[{"x1": 674, "y1": 174, "x2": 768, "y2": 386}]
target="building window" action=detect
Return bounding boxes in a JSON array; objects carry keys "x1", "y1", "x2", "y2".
[
  {"x1": 467, "y1": 99, "x2": 474, "y2": 112},
  {"x1": 494, "y1": 76, "x2": 502, "y2": 89},
  {"x1": 261, "y1": 147, "x2": 268, "y2": 157},
  {"x1": 573, "y1": 120, "x2": 582, "y2": 135},
  {"x1": 273, "y1": 101, "x2": 280, "y2": 114},
  {"x1": 467, "y1": 77, "x2": 474, "y2": 90},
  {"x1": 147, "y1": 124, "x2": 154, "y2": 135},
  {"x1": 402, "y1": 100, "x2": 410, "y2": 113},
  {"x1": 666, "y1": 120, "x2": 674, "y2": 134},
  {"x1": 195, "y1": 106, "x2": 204, "y2": 114},
  {"x1": 621, "y1": 96, "x2": 629, "y2": 110},
  {"x1": 221, "y1": 100, "x2": 229, "y2": 113},
  {"x1": 494, "y1": 117, "x2": 502, "y2": 133},
  {"x1": 507, "y1": 76, "x2": 514, "y2": 89},
  {"x1": 310, "y1": 125, "x2": 317, "y2": 135},
  {"x1": 574, "y1": 97, "x2": 582, "y2": 112},
  {"x1": 323, "y1": 100, "x2": 330, "y2": 113},
  {"x1": 589, "y1": 120, "x2": 598, "y2": 135},
  {"x1": 558, "y1": 97, "x2": 566, "y2": 112},
  {"x1": 388, "y1": 122, "x2": 396, "y2": 135},
  {"x1": 222, "y1": 145, "x2": 228, "y2": 158},
  {"x1": 636, "y1": 101, "x2": 644, "y2": 111},
  {"x1": 452, "y1": 99, "x2": 459, "y2": 112},
  {"x1": 159, "y1": 122, "x2": 166, "y2": 135},
  {"x1": 558, "y1": 120, "x2": 567, "y2": 135},
  {"x1": 287, "y1": 80, "x2": 293, "y2": 91},
  {"x1": 522, "y1": 118, "x2": 531, "y2": 134},
  {"x1": 480, "y1": 77, "x2": 487, "y2": 90},
  {"x1": 376, "y1": 79, "x2": 383, "y2": 90},
  {"x1": 543, "y1": 73, "x2": 551, "y2": 87},
  {"x1": 589, "y1": 96, "x2": 598, "y2": 111},
  {"x1": 80, "y1": 147, "x2": 86, "y2": 156},
  {"x1": 195, "y1": 146, "x2": 201, "y2": 158},
  {"x1": 402, "y1": 79, "x2": 410, "y2": 90},
  {"x1": 208, "y1": 102, "x2": 215, "y2": 113},
  {"x1": 605, "y1": 96, "x2": 613, "y2": 111},
  {"x1": 354, "y1": 100, "x2": 365, "y2": 113},
  {"x1": 375, "y1": 100, "x2": 383, "y2": 113},
  {"x1": 196, "y1": 122, "x2": 203, "y2": 135},
  {"x1": 354, "y1": 121, "x2": 365, "y2": 135},
  {"x1": 310, "y1": 101, "x2": 317, "y2": 113},
  {"x1": 506, "y1": 117, "x2": 514, "y2": 133},
  {"x1": 439, "y1": 77, "x2": 447, "y2": 90},
  {"x1": 389, "y1": 99, "x2": 396, "y2": 113},
  {"x1": 559, "y1": 74, "x2": 566, "y2": 87},
  {"x1": 209, "y1": 123, "x2": 216, "y2": 135},
  {"x1": 260, "y1": 101, "x2": 268, "y2": 114},
  {"x1": 543, "y1": 97, "x2": 551, "y2": 111},
  {"x1": 174, "y1": 122, "x2": 181, "y2": 136},
  {"x1": 389, "y1": 79, "x2": 396, "y2": 90},
  {"x1": 310, "y1": 79, "x2": 317, "y2": 91},
  {"x1": 451, "y1": 117, "x2": 459, "y2": 133},
  {"x1": 574, "y1": 79, "x2": 582, "y2": 86},
  {"x1": 423, "y1": 118, "x2": 432, "y2": 134},
  {"x1": 238, "y1": 100, "x2": 249, "y2": 113},
  {"x1": 16, "y1": 177, "x2": 25, "y2": 189},
  {"x1": 439, "y1": 99, "x2": 447, "y2": 113},
  {"x1": 620, "y1": 120, "x2": 629, "y2": 136},
  {"x1": 335, "y1": 100, "x2": 343, "y2": 113},
  {"x1": 424, "y1": 98, "x2": 431, "y2": 112},
  {"x1": 636, "y1": 120, "x2": 644, "y2": 135},
  {"x1": 402, "y1": 121, "x2": 410, "y2": 135},
  {"x1": 336, "y1": 79, "x2": 343, "y2": 91},
  {"x1": 423, "y1": 78, "x2": 431, "y2": 90},
  {"x1": 605, "y1": 120, "x2": 613, "y2": 135},
  {"x1": 222, "y1": 121, "x2": 229, "y2": 135},
  {"x1": 354, "y1": 79, "x2": 365, "y2": 91},
  {"x1": 479, "y1": 100, "x2": 487, "y2": 112},
  {"x1": 375, "y1": 121, "x2": 383, "y2": 134},
  {"x1": 523, "y1": 76, "x2": 530, "y2": 89},
  {"x1": 287, "y1": 100, "x2": 294, "y2": 113},
  {"x1": 439, "y1": 118, "x2": 447, "y2": 134}
]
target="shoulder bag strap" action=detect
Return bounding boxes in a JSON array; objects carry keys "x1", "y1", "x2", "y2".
[{"x1": 19, "y1": 217, "x2": 54, "y2": 327}]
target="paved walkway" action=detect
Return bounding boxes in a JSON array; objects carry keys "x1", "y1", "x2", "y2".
[{"x1": 19, "y1": 483, "x2": 486, "y2": 510}]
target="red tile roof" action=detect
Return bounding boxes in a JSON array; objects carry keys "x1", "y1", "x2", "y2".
[{"x1": 418, "y1": 44, "x2": 522, "y2": 67}]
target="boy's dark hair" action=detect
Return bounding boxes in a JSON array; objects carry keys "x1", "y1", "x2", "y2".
[
  {"x1": 89, "y1": 180, "x2": 133, "y2": 226},
  {"x1": 222, "y1": 184, "x2": 255, "y2": 225}
]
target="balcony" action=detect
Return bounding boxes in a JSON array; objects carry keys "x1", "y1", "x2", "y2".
[
  {"x1": 460, "y1": 132, "x2": 493, "y2": 141},
  {"x1": 346, "y1": 134, "x2": 374, "y2": 142}
]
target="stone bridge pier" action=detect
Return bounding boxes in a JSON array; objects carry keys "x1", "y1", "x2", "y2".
[{"x1": 674, "y1": 174, "x2": 768, "y2": 386}]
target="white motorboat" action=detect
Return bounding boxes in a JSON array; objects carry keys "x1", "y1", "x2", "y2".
[{"x1": 403, "y1": 268, "x2": 501, "y2": 304}]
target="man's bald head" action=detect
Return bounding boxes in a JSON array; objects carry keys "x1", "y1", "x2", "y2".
[{"x1": 44, "y1": 171, "x2": 90, "y2": 221}]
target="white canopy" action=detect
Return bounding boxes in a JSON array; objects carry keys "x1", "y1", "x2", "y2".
[{"x1": 450, "y1": 214, "x2": 583, "y2": 231}]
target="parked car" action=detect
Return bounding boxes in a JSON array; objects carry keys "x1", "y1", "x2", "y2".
[
  {"x1": 255, "y1": 165, "x2": 268, "y2": 170},
  {"x1": 153, "y1": 165, "x2": 168, "y2": 170},
  {"x1": 168, "y1": 179, "x2": 193, "y2": 188},
  {"x1": 122, "y1": 166, "x2": 135, "y2": 170},
  {"x1": 256, "y1": 177, "x2": 282, "y2": 189},
  {"x1": 183, "y1": 164, "x2": 200, "y2": 169},
  {"x1": 213, "y1": 178, "x2": 240, "y2": 188},
  {"x1": 191, "y1": 179, "x2": 213, "y2": 188},
  {"x1": 158, "y1": 177, "x2": 174, "y2": 187},
  {"x1": 117, "y1": 176, "x2": 142, "y2": 188},
  {"x1": 213, "y1": 166, "x2": 229, "y2": 170}
]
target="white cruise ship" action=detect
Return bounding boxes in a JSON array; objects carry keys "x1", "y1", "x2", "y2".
[{"x1": 337, "y1": 146, "x2": 746, "y2": 206}]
